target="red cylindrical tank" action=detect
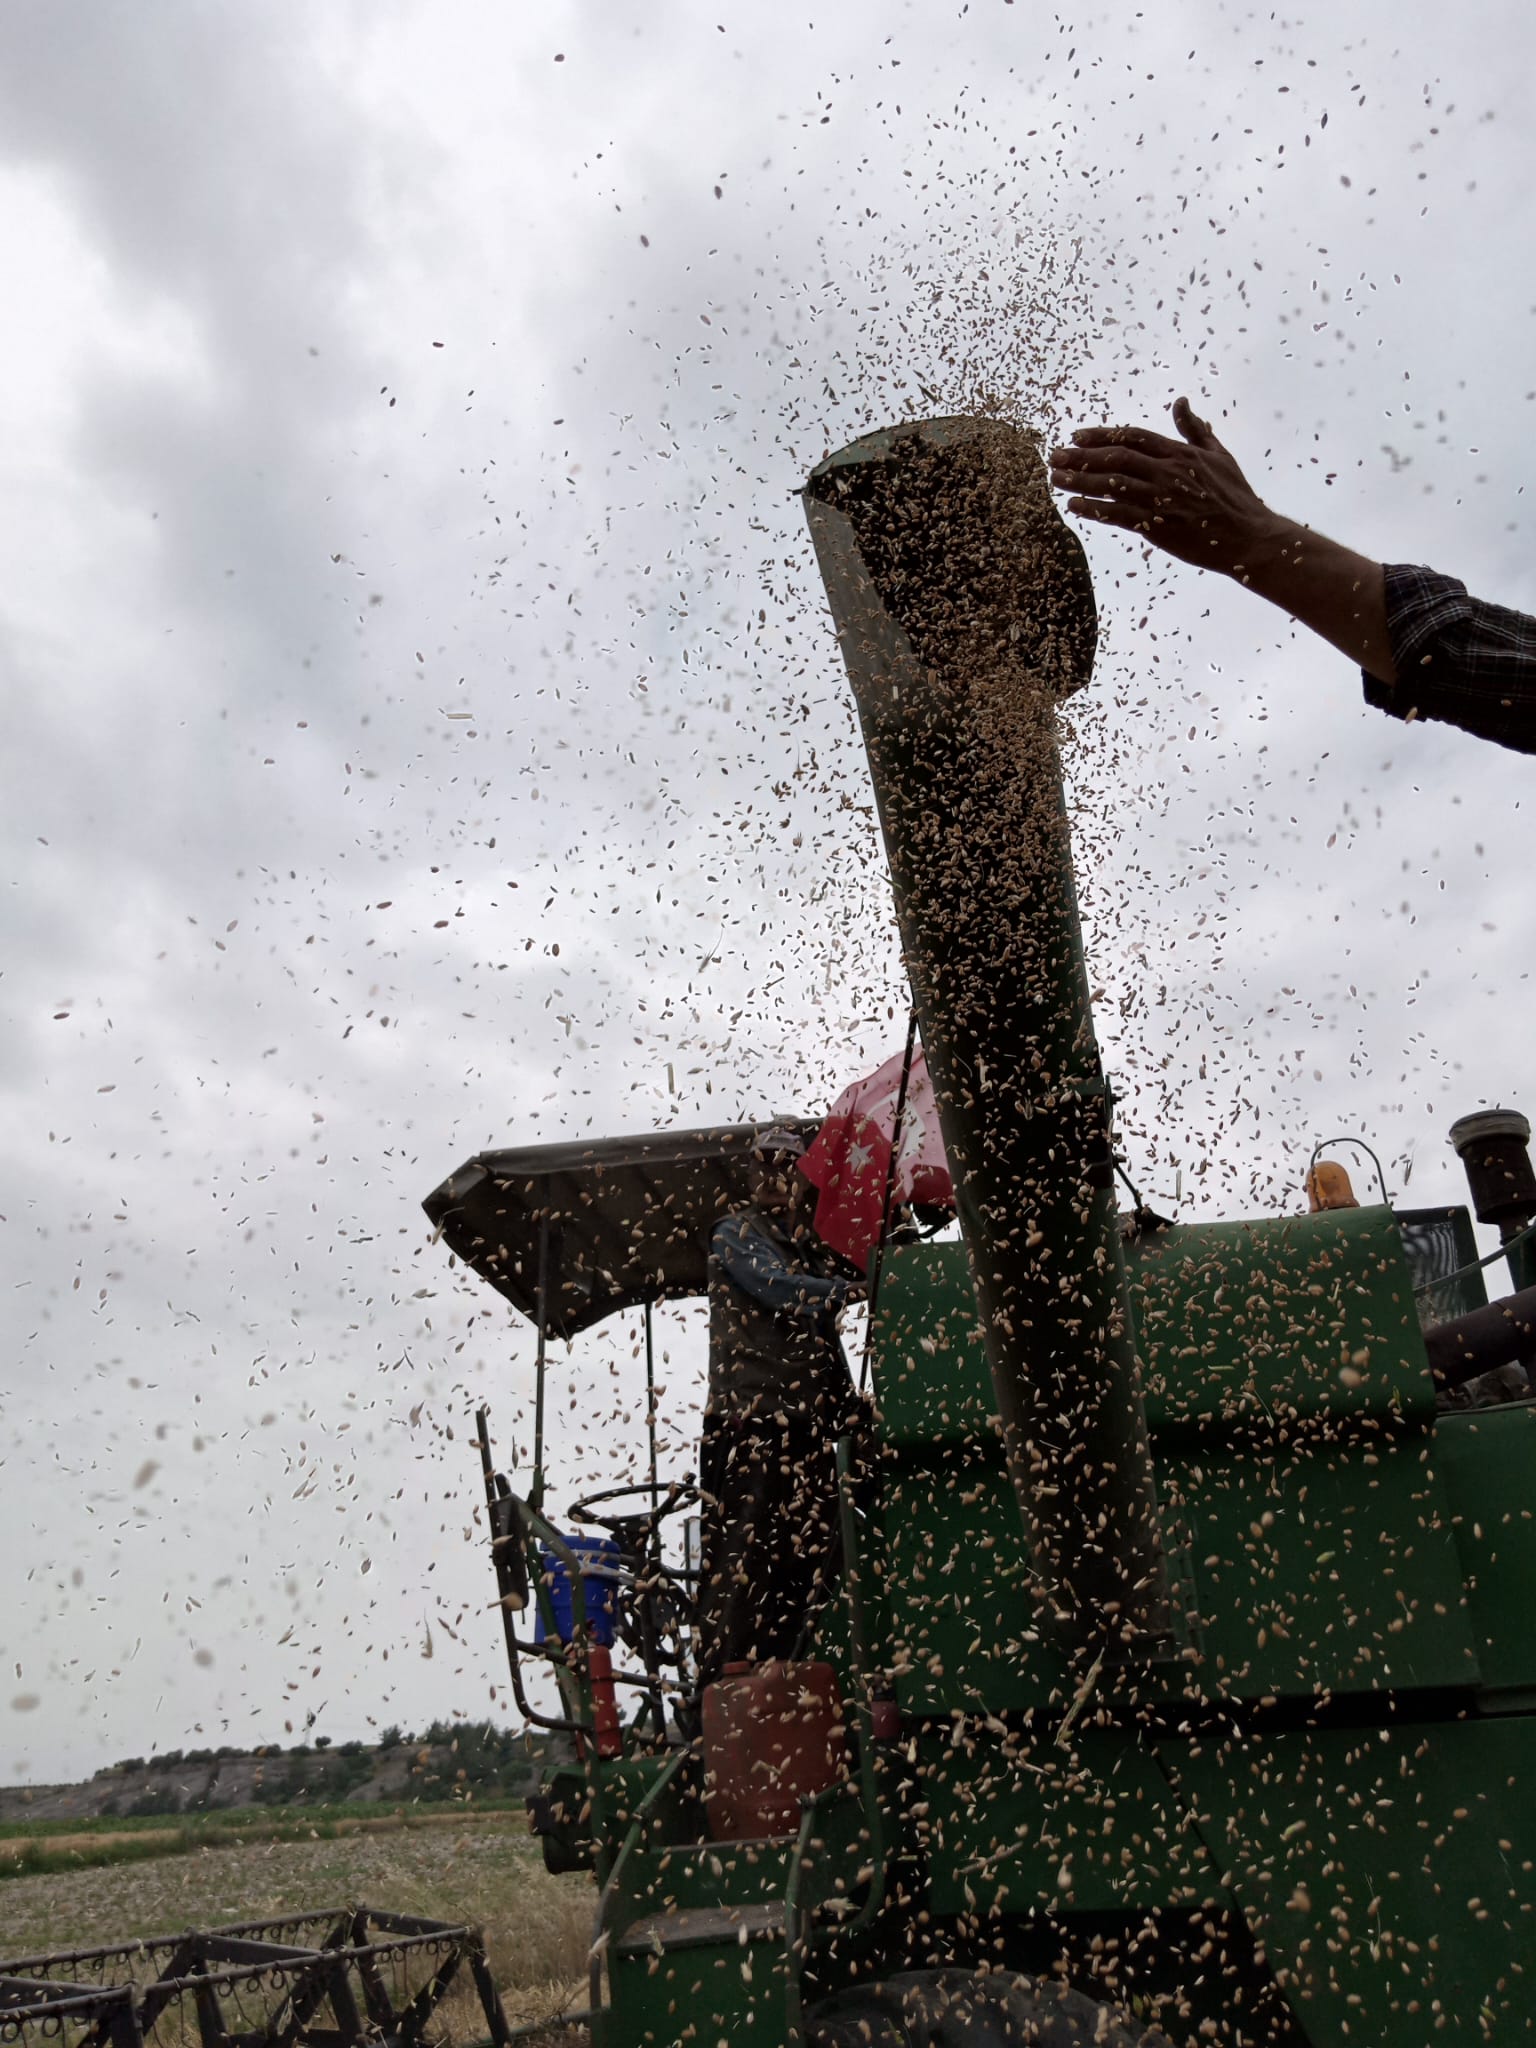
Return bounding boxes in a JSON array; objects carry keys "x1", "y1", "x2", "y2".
[
  {"x1": 701, "y1": 1659, "x2": 849, "y2": 1840},
  {"x1": 587, "y1": 1643, "x2": 623, "y2": 1760}
]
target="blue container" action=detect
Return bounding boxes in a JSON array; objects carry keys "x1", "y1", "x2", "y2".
[{"x1": 534, "y1": 1535, "x2": 619, "y2": 1647}]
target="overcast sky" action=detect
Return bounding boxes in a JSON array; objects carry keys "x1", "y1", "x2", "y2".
[{"x1": 2, "y1": 0, "x2": 1531, "y2": 1786}]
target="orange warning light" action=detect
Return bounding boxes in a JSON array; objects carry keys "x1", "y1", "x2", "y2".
[{"x1": 1306, "y1": 1160, "x2": 1359, "y2": 1212}]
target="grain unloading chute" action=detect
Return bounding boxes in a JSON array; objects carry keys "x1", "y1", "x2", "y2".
[{"x1": 802, "y1": 417, "x2": 1167, "y2": 1651}]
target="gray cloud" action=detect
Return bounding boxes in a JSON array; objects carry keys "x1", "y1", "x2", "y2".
[{"x1": 1, "y1": 0, "x2": 1532, "y2": 1780}]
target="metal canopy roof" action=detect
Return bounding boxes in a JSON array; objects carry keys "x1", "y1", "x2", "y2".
[{"x1": 422, "y1": 1121, "x2": 819, "y2": 1341}]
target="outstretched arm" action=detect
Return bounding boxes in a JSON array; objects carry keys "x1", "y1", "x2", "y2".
[
  {"x1": 713, "y1": 1216, "x2": 864, "y2": 1323},
  {"x1": 1049, "y1": 399, "x2": 1397, "y2": 686}
]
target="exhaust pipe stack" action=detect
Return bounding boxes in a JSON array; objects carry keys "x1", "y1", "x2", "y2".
[
  {"x1": 802, "y1": 417, "x2": 1167, "y2": 1651},
  {"x1": 1450, "y1": 1108, "x2": 1536, "y2": 1296}
]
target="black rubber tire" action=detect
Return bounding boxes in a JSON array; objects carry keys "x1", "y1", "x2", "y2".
[{"x1": 806, "y1": 1968, "x2": 1176, "y2": 2047}]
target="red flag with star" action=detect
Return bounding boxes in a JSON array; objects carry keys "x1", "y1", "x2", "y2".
[{"x1": 799, "y1": 1043, "x2": 954, "y2": 1266}]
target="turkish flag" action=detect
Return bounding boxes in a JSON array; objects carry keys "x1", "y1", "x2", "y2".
[{"x1": 800, "y1": 1043, "x2": 955, "y2": 1267}]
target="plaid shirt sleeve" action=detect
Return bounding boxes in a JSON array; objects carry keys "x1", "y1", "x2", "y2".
[{"x1": 1363, "y1": 563, "x2": 1536, "y2": 755}]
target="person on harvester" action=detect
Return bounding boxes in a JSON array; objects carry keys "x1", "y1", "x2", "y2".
[
  {"x1": 1050, "y1": 397, "x2": 1536, "y2": 756},
  {"x1": 694, "y1": 1126, "x2": 866, "y2": 1691}
]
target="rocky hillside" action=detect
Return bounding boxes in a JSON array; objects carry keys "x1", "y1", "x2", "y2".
[{"x1": 0, "y1": 1723, "x2": 570, "y2": 1823}]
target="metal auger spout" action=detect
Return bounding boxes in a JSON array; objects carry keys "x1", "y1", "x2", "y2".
[{"x1": 802, "y1": 416, "x2": 1168, "y2": 1652}]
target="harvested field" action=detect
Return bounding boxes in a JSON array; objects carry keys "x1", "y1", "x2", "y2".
[
  {"x1": 0, "y1": 1803, "x2": 524, "y2": 1879},
  {"x1": 0, "y1": 1815, "x2": 591, "y2": 2038}
]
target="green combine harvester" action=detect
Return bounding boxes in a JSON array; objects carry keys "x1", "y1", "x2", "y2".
[{"x1": 425, "y1": 420, "x2": 1536, "y2": 2045}]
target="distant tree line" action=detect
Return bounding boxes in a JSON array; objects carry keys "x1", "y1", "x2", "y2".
[{"x1": 101, "y1": 1722, "x2": 546, "y2": 1816}]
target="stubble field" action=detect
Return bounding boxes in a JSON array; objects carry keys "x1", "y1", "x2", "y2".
[{"x1": 0, "y1": 1814, "x2": 591, "y2": 2038}]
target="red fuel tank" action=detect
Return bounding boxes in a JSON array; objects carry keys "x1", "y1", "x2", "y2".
[{"x1": 701, "y1": 1659, "x2": 849, "y2": 1840}]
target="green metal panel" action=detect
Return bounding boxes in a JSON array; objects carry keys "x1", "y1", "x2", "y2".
[
  {"x1": 603, "y1": 1936, "x2": 786, "y2": 2046},
  {"x1": 1140, "y1": 1208, "x2": 1479, "y2": 1698},
  {"x1": 881, "y1": 1447, "x2": 1064, "y2": 1714},
  {"x1": 1129, "y1": 1207, "x2": 1436, "y2": 1433},
  {"x1": 600, "y1": 1805, "x2": 870, "y2": 2047},
  {"x1": 875, "y1": 1211, "x2": 1481, "y2": 1707},
  {"x1": 601, "y1": 1840, "x2": 795, "y2": 2047},
  {"x1": 1435, "y1": 1405, "x2": 1536, "y2": 1698},
  {"x1": 1167, "y1": 1717, "x2": 1536, "y2": 2044},
  {"x1": 884, "y1": 1427, "x2": 1477, "y2": 1711},
  {"x1": 873, "y1": 1238, "x2": 995, "y2": 1449},
  {"x1": 1163, "y1": 1429, "x2": 1479, "y2": 1697},
  {"x1": 610, "y1": 1837, "x2": 799, "y2": 1927},
  {"x1": 915, "y1": 1728, "x2": 1226, "y2": 1916},
  {"x1": 875, "y1": 1207, "x2": 1439, "y2": 1446},
  {"x1": 598, "y1": 1753, "x2": 703, "y2": 1841}
]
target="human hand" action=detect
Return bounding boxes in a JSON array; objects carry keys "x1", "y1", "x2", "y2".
[{"x1": 1049, "y1": 397, "x2": 1289, "y2": 576}]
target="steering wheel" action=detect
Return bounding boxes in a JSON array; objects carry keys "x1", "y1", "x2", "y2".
[
  {"x1": 569, "y1": 1478, "x2": 699, "y2": 1541},
  {"x1": 569, "y1": 1479, "x2": 704, "y2": 1725}
]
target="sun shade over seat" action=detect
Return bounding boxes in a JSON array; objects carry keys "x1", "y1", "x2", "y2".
[{"x1": 422, "y1": 1121, "x2": 819, "y2": 1342}]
